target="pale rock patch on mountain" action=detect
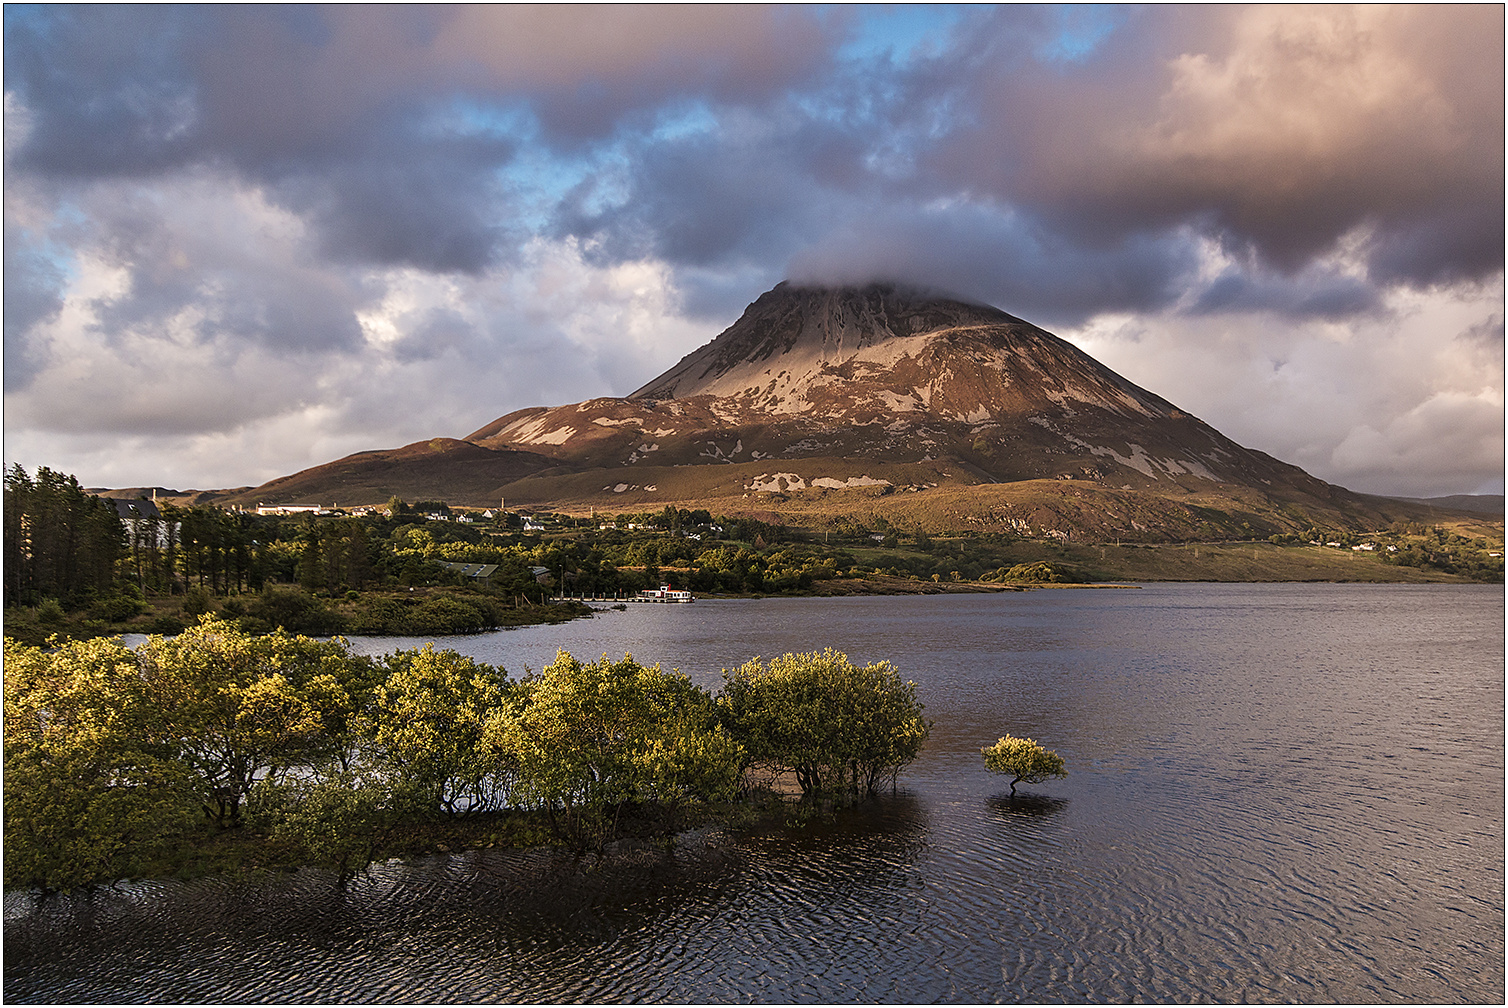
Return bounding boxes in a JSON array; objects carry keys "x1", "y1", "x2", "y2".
[{"x1": 746, "y1": 472, "x2": 895, "y2": 493}]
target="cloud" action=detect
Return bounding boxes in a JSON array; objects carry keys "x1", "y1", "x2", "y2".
[
  {"x1": 928, "y1": 5, "x2": 1504, "y2": 286},
  {"x1": 785, "y1": 204, "x2": 1198, "y2": 327},
  {"x1": 6, "y1": 6, "x2": 848, "y2": 166},
  {"x1": 2, "y1": 177, "x2": 715, "y2": 487},
  {"x1": 3, "y1": 5, "x2": 1501, "y2": 499},
  {"x1": 2, "y1": 222, "x2": 65, "y2": 391},
  {"x1": 4, "y1": 6, "x2": 848, "y2": 275},
  {"x1": 1064, "y1": 277, "x2": 1506, "y2": 497},
  {"x1": 1328, "y1": 390, "x2": 1504, "y2": 498}
]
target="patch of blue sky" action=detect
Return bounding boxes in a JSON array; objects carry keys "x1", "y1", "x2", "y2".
[
  {"x1": 791, "y1": 85, "x2": 876, "y2": 128},
  {"x1": 11, "y1": 201, "x2": 87, "y2": 286},
  {"x1": 838, "y1": 4, "x2": 1123, "y2": 67},
  {"x1": 838, "y1": 4, "x2": 970, "y2": 64},
  {"x1": 432, "y1": 96, "x2": 535, "y2": 146},
  {"x1": 646, "y1": 100, "x2": 720, "y2": 144},
  {"x1": 430, "y1": 97, "x2": 577, "y2": 227},
  {"x1": 2, "y1": 4, "x2": 51, "y2": 40},
  {"x1": 1032, "y1": 4, "x2": 1124, "y2": 64},
  {"x1": 431, "y1": 95, "x2": 718, "y2": 228},
  {"x1": 564, "y1": 150, "x2": 635, "y2": 219}
]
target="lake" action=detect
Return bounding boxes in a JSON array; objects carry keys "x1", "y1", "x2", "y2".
[{"x1": 5, "y1": 583, "x2": 1503, "y2": 1003}]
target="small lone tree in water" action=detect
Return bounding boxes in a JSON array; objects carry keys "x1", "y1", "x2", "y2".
[{"x1": 982, "y1": 734, "x2": 1066, "y2": 794}]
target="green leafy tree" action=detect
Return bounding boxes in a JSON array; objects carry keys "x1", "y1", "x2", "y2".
[
  {"x1": 719, "y1": 649, "x2": 930, "y2": 798},
  {"x1": 133, "y1": 618, "x2": 361, "y2": 825},
  {"x1": 245, "y1": 585, "x2": 341, "y2": 634},
  {"x1": 3, "y1": 637, "x2": 194, "y2": 892},
  {"x1": 495, "y1": 651, "x2": 743, "y2": 853},
  {"x1": 982, "y1": 734, "x2": 1067, "y2": 794},
  {"x1": 3, "y1": 465, "x2": 125, "y2": 607},
  {"x1": 246, "y1": 769, "x2": 419, "y2": 880},
  {"x1": 367, "y1": 645, "x2": 513, "y2": 817},
  {"x1": 982, "y1": 561, "x2": 1069, "y2": 584},
  {"x1": 296, "y1": 531, "x2": 326, "y2": 592}
]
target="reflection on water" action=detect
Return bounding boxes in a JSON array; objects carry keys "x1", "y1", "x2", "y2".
[
  {"x1": 987, "y1": 792, "x2": 1070, "y2": 819},
  {"x1": 6, "y1": 584, "x2": 1503, "y2": 1003}
]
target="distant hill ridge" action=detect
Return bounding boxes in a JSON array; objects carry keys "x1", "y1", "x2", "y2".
[{"x1": 1384, "y1": 494, "x2": 1505, "y2": 516}]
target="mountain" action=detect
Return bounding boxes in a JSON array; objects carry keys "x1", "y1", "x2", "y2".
[
  {"x1": 87, "y1": 486, "x2": 246, "y2": 507},
  {"x1": 1385, "y1": 494, "x2": 1505, "y2": 516},
  {"x1": 465, "y1": 282, "x2": 1337, "y2": 496},
  {"x1": 226, "y1": 438, "x2": 556, "y2": 509},
  {"x1": 225, "y1": 282, "x2": 1459, "y2": 539}
]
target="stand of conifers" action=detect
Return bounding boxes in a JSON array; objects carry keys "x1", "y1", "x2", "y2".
[{"x1": 3, "y1": 619, "x2": 931, "y2": 893}]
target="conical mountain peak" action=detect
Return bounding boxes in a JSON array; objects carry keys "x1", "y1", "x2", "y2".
[
  {"x1": 631, "y1": 281, "x2": 1023, "y2": 401},
  {"x1": 238, "y1": 279, "x2": 1375, "y2": 532},
  {"x1": 459, "y1": 279, "x2": 1331, "y2": 498},
  {"x1": 626, "y1": 281, "x2": 1176, "y2": 429}
]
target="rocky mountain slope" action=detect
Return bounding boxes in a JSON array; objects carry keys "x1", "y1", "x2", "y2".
[
  {"x1": 225, "y1": 282, "x2": 1457, "y2": 538},
  {"x1": 466, "y1": 282, "x2": 1336, "y2": 497}
]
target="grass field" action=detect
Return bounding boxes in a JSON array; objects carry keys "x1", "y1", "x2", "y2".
[{"x1": 1012, "y1": 539, "x2": 1479, "y2": 583}]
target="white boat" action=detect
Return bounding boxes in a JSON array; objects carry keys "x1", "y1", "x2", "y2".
[{"x1": 637, "y1": 584, "x2": 694, "y2": 602}]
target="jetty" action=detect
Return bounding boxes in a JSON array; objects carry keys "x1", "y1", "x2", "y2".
[{"x1": 551, "y1": 584, "x2": 694, "y2": 603}]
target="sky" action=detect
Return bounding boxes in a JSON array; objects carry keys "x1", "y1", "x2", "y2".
[{"x1": 4, "y1": 4, "x2": 1503, "y2": 499}]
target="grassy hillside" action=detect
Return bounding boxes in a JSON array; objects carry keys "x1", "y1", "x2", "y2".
[
  {"x1": 497, "y1": 471, "x2": 1500, "y2": 544},
  {"x1": 985, "y1": 539, "x2": 1487, "y2": 584}
]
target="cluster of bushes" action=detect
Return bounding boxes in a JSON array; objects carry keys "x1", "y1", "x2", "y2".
[
  {"x1": 3, "y1": 619, "x2": 930, "y2": 892},
  {"x1": 980, "y1": 562, "x2": 1073, "y2": 584}
]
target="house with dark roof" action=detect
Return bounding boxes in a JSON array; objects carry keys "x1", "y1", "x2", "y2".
[{"x1": 107, "y1": 498, "x2": 176, "y2": 547}]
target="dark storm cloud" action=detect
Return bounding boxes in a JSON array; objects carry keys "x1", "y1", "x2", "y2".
[
  {"x1": 4, "y1": 6, "x2": 204, "y2": 177},
  {"x1": 544, "y1": 5, "x2": 1502, "y2": 329},
  {"x1": 556, "y1": 119, "x2": 851, "y2": 272},
  {"x1": 270, "y1": 131, "x2": 519, "y2": 274},
  {"x1": 672, "y1": 264, "x2": 789, "y2": 324},
  {"x1": 427, "y1": 5, "x2": 848, "y2": 144},
  {"x1": 786, "y1": 204, "x2": 1198, "y2": 327},
  {"x1": 5, "y1": 6, "x2": 511, "y2": 273},
  {"x1": 391, "y1": 306, "x2": 471, "y2": 364},
  {"x1": 1189, "y1": 268, "x2": 1378, "y2": 321},
  {"x1": 15, "y1": 5, "x2": 1496, "y2": 309}
]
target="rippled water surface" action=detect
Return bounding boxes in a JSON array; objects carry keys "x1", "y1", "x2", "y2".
[{"x1": 6, "y1": 584, "x2": 1503, "y2": 1003}]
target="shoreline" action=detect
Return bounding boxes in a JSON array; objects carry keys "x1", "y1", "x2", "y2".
[
  {"x1": 0, "y1": 789, "x2": 817, "y2": 898},
  {"x1": 7, "y1": 572, "x2": 1491, "y2": 650}
]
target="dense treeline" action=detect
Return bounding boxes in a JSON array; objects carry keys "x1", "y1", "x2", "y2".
[
  {"x1": 3, "y1": 466, "x2": 125, "y2": 608},
  {"x1": 3, "y1": 619, "x2": 930, "y2": 892},
  {"x1": 382, "y1": 504, "x2": 1035, "y2": 592}
]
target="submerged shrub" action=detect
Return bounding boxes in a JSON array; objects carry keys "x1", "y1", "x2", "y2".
[{"x1": 719, "y1": 649, "x2": 930, "y2": 798}]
